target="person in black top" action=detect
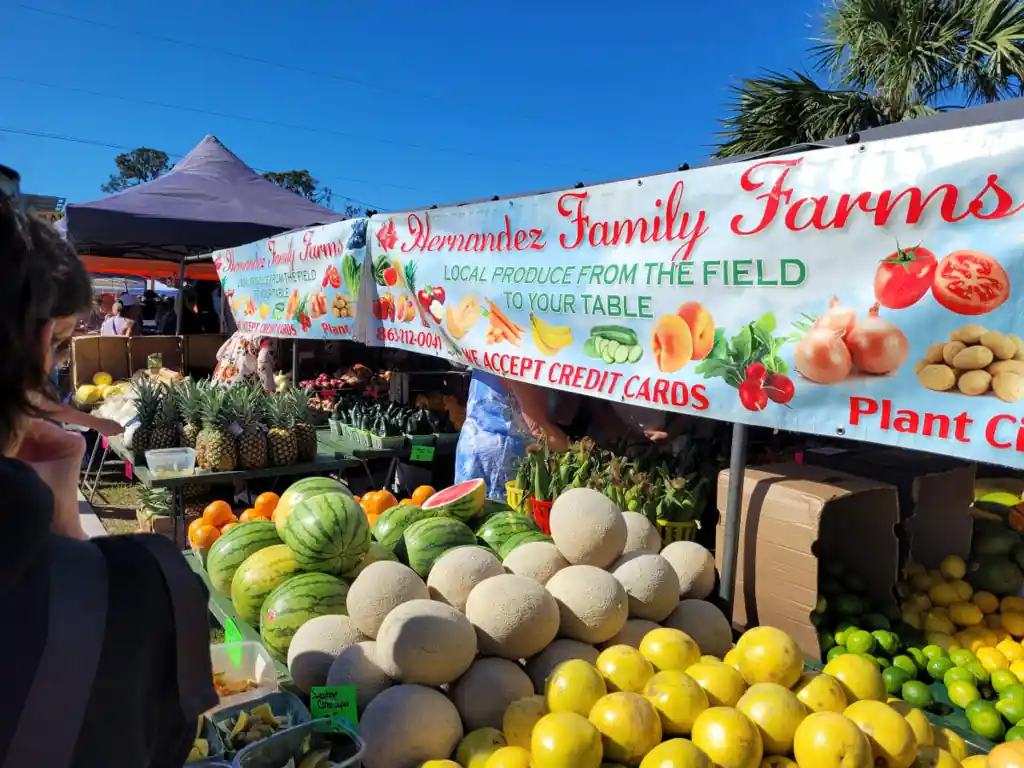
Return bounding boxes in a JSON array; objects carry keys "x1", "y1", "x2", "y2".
[{"x1": 0, "y1": 195, "x2": 217, "y2": 768}]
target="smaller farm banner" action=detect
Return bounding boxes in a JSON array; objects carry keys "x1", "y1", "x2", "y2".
[
  {"x1": 213, "y1": 219, "x2": 366, "y2": 341},
  {"x1": 364, "y1": 119, "x2": 1024, "y2": 470}
]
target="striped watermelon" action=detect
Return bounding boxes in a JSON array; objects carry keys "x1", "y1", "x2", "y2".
[
  {"x1": 275, "y1": 476, "x2": 352, "y2": 537},
  {"x1": 498, "y1": 531, "x2": 552, "y2": 560},
  {"x1": 343, "y1": 541, "x2": 399, "y2": 579},
  {"x1": 403, "y1": 517, "x2": 478, "y2": 578},
  {"x1": 230, "y1": 544, "x2": 300, "y2": 625},
  {"x1": 421, "y1": 479, "x2": 486, "y2": 521},
  {"x1": 476, "y1": 511, "x2": 539, "y2": 552},
  {"x1": 281, "y1": 490, "x2": 370, "y2": 575},
  {"x1": 372, "y1": 504, "x2": 438, "y2": 555},
  {"x1": 260, "y1": 572, "x2": 350, "y2": 661},
  {"x1": 483, "y1": 499, "x2": 515, "y2": 516},
  {"x1": 206, "y1": 520, "x2": 281, "y2": 595}
]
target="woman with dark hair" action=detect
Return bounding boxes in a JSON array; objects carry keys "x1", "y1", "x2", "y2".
[{"x1": 0, "y1": 196, "x2": 216, "y2": 767}]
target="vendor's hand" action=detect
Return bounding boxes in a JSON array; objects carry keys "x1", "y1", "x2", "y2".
[
  {"x1": 92, "y1": 417, "x2": 125, "y2": 437},
  {"x1": 644, "y1": 429, "x2": 670, "y2": 443},
  {"x1": 15, "y1": 419, "x2": 88, "y2": 539}
]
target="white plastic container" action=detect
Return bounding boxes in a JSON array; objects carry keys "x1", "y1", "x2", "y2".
[
  {"x1": 145, "y1": 446, "x2": 196, "y2": 476},
  {"x1": 209, "y1": 641, "x2": 279, "y2": 711}
]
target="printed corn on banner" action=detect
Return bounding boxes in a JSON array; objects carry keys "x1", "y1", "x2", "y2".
[
  {"x1": 364, "y1": 120, "x2": 1024, "y2": 469},
  {"x1": 213, "y1": 218, "x2": 367, "y2": 340}
]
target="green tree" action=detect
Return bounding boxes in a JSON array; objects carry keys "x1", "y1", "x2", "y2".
[
  {"x1": 716, "y1": 0, "x2": 1024, "y2": 157},
  {"x1": 101, "y1": 148, "x2": 171, "y2": 193},
  {"x1": 262, "y1": 169, "x2": 333, "y2": 208}
]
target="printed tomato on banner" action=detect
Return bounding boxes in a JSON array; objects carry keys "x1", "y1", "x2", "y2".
[
  {"x1": 213, "y1": 218, "x2": 367, "y2": 341},
  {"x1": 365, "y1": 120, "x2": 1024, "y2": 469}
]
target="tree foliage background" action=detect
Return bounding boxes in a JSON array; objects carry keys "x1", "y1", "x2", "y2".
[
  {"x1": 101, "y1": 148, "x2": 171, "y2": 193},
  {"x1": 716, "y1": 0, "x2": 1024, "y2": 157}
]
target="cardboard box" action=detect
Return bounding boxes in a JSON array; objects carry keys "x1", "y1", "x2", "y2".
[
  {"x1": 129, "y1": 335, "x2": 184, "y2": 374},
  {"x1": 185, "y1": 334, "x2": 228, "y2": 371},
  {"x1": 802, "y1": 446, "x2": 974, "y2": 569},
  {"x1": 715, "y1": 462, "x2": 900, "y2": 660},
  {"x1": 71, "y1": 335, "x2": 130, "y2": 389},
  {"x1": 136, "y1": 510, "x2": 197, "y2": 548}
]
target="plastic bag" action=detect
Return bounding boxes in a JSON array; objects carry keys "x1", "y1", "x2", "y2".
[{"x1": 454, "y1": 372, "x2": 529, "y2": 498}]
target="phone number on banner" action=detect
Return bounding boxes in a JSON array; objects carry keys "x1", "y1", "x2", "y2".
[{"x1": 375, "y1": 327, "x2": 444, "y2": 351}]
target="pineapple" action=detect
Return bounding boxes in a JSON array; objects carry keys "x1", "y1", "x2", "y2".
[
  {"x1": 196, "y1": 386, "x2": 237, "y2": 472},
  {"x1": 150, "y1": 384, "x2": 181, "y2": 449},
  {"x1": 234, "y1": 384, "x2": 268, "y2": 470},
  {"x1": 266, "y1": 393, "x2": 298, "y2": 466},
  {"x1": 178, "y1": 378, "x2": 206, "y2": 449},
  {"x1": 129, "y1": 377, "x2": 163, "y2": 456},
  {"x1": 139, "y1": 486, "x2": 172, "y2": 519},
  {"x1": 289, "y1": 388, "x2": 318, "y2": 462}
]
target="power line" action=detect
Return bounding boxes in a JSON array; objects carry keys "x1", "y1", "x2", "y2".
[
  {"x1": 14, "y1": 2, "x2": 578, "y2": 131},
  {"x1": 2, "y1": 74, "x2": 597, "y2": 175},
  {"x1": 0, "y1": 125, "x2": 390, "y2": 210}
]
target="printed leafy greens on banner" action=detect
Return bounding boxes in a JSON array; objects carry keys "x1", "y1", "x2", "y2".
[{"x1": 694, "y1": 313, "x2": 789, "y2": 388}]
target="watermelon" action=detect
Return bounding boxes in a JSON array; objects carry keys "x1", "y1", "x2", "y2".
[
  {"x1": 403, "y1": 517, "x2": 478, "y2": 578},
  {"x1": 282, "y1": 490, "x2": 371, "y2": 575},
  {"x1": 483, "y1": 499, "x2": 515, "y2": 516},
  {"x1": 206, "y1": 520, "x2": 281, "y2": 595},
  {"x1": 476, "y1": 511, "x2": 539, "y2": 552},
  {"x1": 372, "y1": 504, "x2": 438, "y2": 555},
  {"x1": 275, "y1": 476, "x2": 352, "y2": 537},
  {"x1": 230, "y1": 544, "x2": 300, "y2": 625},
  {"x1": 421, "y1": 479, "x2": 486, "y2": 521},
  {"x1": 260, "y1": 572, "x2": 350, "y2": 661},
  {"x1": 498, "y1": 531, "x2": 552, "y2": 560},
  {"x1": 343, "y1": 541, "x2": 399, "y2": 579}
]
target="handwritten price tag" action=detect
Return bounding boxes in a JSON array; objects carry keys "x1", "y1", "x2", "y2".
[
  {"x1": 410, "y1": 445, "x2": 435, "y2": 462},
  {"x1": 310, "y1": 686, "x2": 358, "y2": 731}
]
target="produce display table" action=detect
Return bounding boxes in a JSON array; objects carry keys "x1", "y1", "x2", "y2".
[{"x1": 316, "y1": 428, "x2": 457, "y2": 488}]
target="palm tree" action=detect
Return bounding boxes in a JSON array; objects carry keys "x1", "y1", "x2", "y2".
[{"x1": 716, "y1": 0, "x2": 1024, "y2": 157}]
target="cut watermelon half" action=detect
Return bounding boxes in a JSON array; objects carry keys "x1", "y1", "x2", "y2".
[{"x1": 421, "y1": 478, "x2": 486, "y2": 521}]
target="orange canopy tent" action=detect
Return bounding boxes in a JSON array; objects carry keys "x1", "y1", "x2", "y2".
[{"x1": 81, "y1": 255, "x2": 219, "y2": 282}]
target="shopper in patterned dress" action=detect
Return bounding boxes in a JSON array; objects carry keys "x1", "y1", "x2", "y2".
[{"x1": 211, "y1": 331, "x2": 278, "y2": 393}]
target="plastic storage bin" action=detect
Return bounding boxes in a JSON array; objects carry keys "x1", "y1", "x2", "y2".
[
  {"x1": 657, "y1": 520, "x2": 698, "y2": 544},
  {"x1": 213, "y1": 692, "x2": 311, "y2": 757},
  {"x1": 210, "y1": 642, "x2": 279, "y2": 711},
  {"x1": 234, "y1": 719, "x2": 364, "y2": 768},
  {"x1": 186, "y1": 718, "x2": 227, "y2": 764},
  {"x1": 506, "y1": 482, "x2": 526, "y2": 511},
  {"x1": 433, "y1": 432, "x2": 459, "y2": 448},
  {"x1": 405, "y1": 433, "x2": 436, "y2": 447},
  {"x1": 368, "y1": 433, "x2": 405, "y2": 451},
  {"x1": 343, "y1": 426, "x2": 372, "y2": 449},
  {"x1": 531, "y1": 498, "x2": 553, "y2": 535},
  {"x1": 145, "y1": 446, "x2": 196, "y2": 476}
]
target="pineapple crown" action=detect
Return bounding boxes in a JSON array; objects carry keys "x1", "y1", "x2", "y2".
[
  {"x1": 132, "y1": 376, "x2": 163, "y2": 419},
  {"x1": 267, "y1": 392, "x2": 295, "y2": 429},
  {"x1": 154, "y1": 384, "x2": 179, "y2": 428},
  {"x1": 289, "y1": 387, "x2": 311, "y2": 423},
  {"x1": 200, "y1": 386, "x2": 233, "y2": 428},
  {"x1": 177, "y1": 377, "x2": 206, "y2": 423},
  {"x1": 231, "y1": 382, "x2": 265, "y2": 430}
]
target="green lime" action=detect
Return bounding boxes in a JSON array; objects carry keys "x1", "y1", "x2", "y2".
[
  {"x1": 993, "y1": 669, "x2": 1020, "y2": 694},
  {"x1": 820, "y1": 576, "x2": 844, "y2": 596},
  {"x1": 815, "y1": 595, "x2": 827, "y2": 613},
  {"x1": 810, "y1": 612, "x2": 824, "y2": 628},
  {"x1": 827, "y1": 646, "x2": 849, "y2": 662},
  {"x1": 945, "y1": 667, "x2": 976, "y2": 687},
  {"x1": 950, "y1": 649, "x2": 978, "y2": 668},
  {"x1": 997, "y1": 697, "x2": 1024, "y2": 725},
  {"x1": 873, "y1": 630, "x2": 900, "y2": 656},
  {"x1": 883, "y1": 666, "x2": 912, "y2": 695},
  {"x1": 864, "y1": 613, "x2": 892, "y2": 631},
  {"x1": 901, "y1": 680, "x2": 935, "y2": 709},
  {"x1": 892, "y1": 655, "x2": 918, "y2": 679},
  {"x1": 948, "y1": 679, "x2": 982, "y2": 709},
  {"x1": 1006, "y1": 725, "x2": 1024, "y2": 742},
  {"x1": 836, "y1": 594, "x2": 864, "y2": 616},
  {"x1": 881, "y1": 603, "x2": 903, "y2": 623},
  {"x1": 847, "y1": 630, "x2": 876, "y2": 655},
  {"x1": 823, "y1": 561, "x2": 845, "y2": 579},
  {"x1": 965, "y1": 661, "x2": 991, "y2": 685},
  {"x1": 834, "y1": 623, "x2": 859, "y2": 646},
  {"x1": 1002, "y1": 684, "x2": 1024, "y2": 701},
  {"x1": 819, "y1": 631, "x2": 836, "y2": 653},
  {"x1": 923, "y1": 645, "x2": 949, "y2": 662},
  {"x1": 927, "y1": 657, "x2": 956, "y2": 682},
  {"x1": 906, "y1": 647, "x2": 927, "y2": 670},
  {"x1": 844, "y1": 572, "x2": 867, "y2": 592},
  {"x1": 967, "y1": 701, "x2": 1006, "y2": 741}
]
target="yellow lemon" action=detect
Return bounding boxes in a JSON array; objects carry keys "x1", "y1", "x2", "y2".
[
  {"x1": 484, "y1": 746, "x2": 533, "y2": 768},
  {"x1": 923, "y1": 632, "x2": 961, "y2": 653},
  {"x1": 643, "y1": 670, "x2": 709, "y2": 736},
  {"x1": 639, "y1": 628, "x2": 701, "y2": 673},
  {"x1": 886, "y1": 700, "x2": 933, "y2": 746},
  {"x1": 735, "y1": 683, "x2": 807, "y2": 756},
  {"x1": 960, "y1": 756, "x2": 988, "y2": 768},
  {"x1": 940, "y1": 555, "x2": 967, "y2": 581},
  {"x1": 793, "y1": 672, "x2": 848, "y2": 714},
  {"x1": 923, "y1": 613, "x2": 956, "y2": 636},
  {"x1": 701, "y1": 655, "x2": 723, "y2": 664},
  {"x1": 949, "y1": 601, "x2": 984, "y2": 627},
  {"x1": 928, "y1": 582, "x2": 959, "y2": 607},
  {"x1": 901, "y1": 608, "x2": 923, "y2": 630},
  {"x1": 907, "y1": 593, "x2": 932, "y2": 612},
  {"x1": 987, "y1": 613, "x2": 1005, "y2": 630},
  {"x1": 545, "y1": 660, "x2": 607, "y2": 717},
  {"x1": 843, "y1": 700, "x2": 917, "y2": 768},
  {"x1": 1003, "y1": 611, "x2": 1024, "y2": 638},
  {"x1": 914, "y1": 745, "x2": 963, "y2": 767},
  {"x1": 531, "y1": 712, "x2": 603, "y2": 768},
  {"x1": 734, "y1": 627, "x2": 804, "y2": 689},
  {"x1": 910, "y1": 573, "x2": 934, "y2": 593},
  {"x1": 758, "y1": 758, "x2": 797, "y2": 767},
  {"x1": 793, "y1": 712, "x2": 871, "y2": 768},
  {"x1": 422, "y1": 762, "x2": 461, "y2": 767},
  {"x1": 973, "y1": 591, "x2": 1000, "y2": 614},
  {"x1": 685, "y1": 661, "x2": 748, "y2": 708},
  {"x1": 955, "y1": 630, "x2": 982, "y2": 652},
  {"x1": 951, "y1": 579, "x2": 974, "y2": 601},
  {"x1": 638, "y1": 739, "x2": 712, "y2": 768},
  {"x1": 977, "y1": 627, "x2": 1000, "y2": 647},
  {"x1": 822, "y1": 654, "x2": 887, "y2": 703},
  {"x1": 906, "y1": 561, "x2": 926, "y2": 577},
  {"x1": 691, "y1": 707, "x2": 763, "y2": 768},
  {"x1": 993, "y1": 627, "x2": 1012, "y2": 643},
  {"x1": 596, "y1": 645, "x2": 655, "y2": 693},
  {"x1": 503, "y1": 695, "x2": 547, "y2": 750},
  {"x1": 1004, "y1": 596, "x2": 1024, "y2": 614},
  {"x1": 723, "y1": 648, "x2": 743, "y2": 673},
  {"x1": 930, "y1": 606, "x2": 950, "y2": 619},
  {"x1": 1010, "y1": 659, "x2": 1024, "y2": 682},
  {"x1": 588, "y1": 692, "x2": 662, "y2": 764},
  {"x1": 456, "y1": 728, "x2": 507, "y2": 768},
  {"x1": 977, "y1": 646, "x2": 1010, "y2": 672},
  {"x1": 932, "y1": 727, "x2": 967, "y2": 761}
]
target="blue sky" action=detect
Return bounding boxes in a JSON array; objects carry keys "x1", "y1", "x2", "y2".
[{"x1": 3, "y1": 0, "x2": 819, "y2": 212}]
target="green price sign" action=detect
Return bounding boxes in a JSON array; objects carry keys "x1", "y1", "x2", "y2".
[
  {"x1": 310, "y1": 686, "x2": 358, "y2": 731},
  {"x1": 224, "y1": 616, "x2": 243, "y2": 644},
  {"x1": 410, "y1": 445, "x2": 435, "y2": 462}
]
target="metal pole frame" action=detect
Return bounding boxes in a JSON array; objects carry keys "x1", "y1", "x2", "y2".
[{"x1": 718, "y1": 422, "x2": 748, "y2": 610}]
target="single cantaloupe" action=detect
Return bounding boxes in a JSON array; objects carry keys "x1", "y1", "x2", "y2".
[
  {"x1": 621, "y1": 511, "x2": 661, "y2": 555},
  {"x1": 663, "y1": 599, "x2": 732, "y2": 658},
  {"x1": 325, "y1": 640, "x2": 393, "y2": 711},
  {"x1": 613, "y1": 553, "x2": 680, "y2": 622},
  {"x1": 427, "y1": 546, "x2": 504, "y2": 612},
  {"x1": 525, "y1": 639, "x2": 601, "y2": 693},
  {"x1": 546, "y1": 564, "x2": 628, "y2": 644},
  {"x1": 661, "y1": 541, "x2": 717, "y2": 600},
  {"x1": 360, "y1": 684, "x2": 463, "y2": 768},
  {"x1": 599, "y1": 618, "x2": 662, "y2": 650},
  {"x1": 549, "y1": 488, "x2": 626, "y2": 568},
  {"x1": 449, "y1": 657, "x2": 535, "y2": 731},
  {"x1": 347, "y1": 561, "x2": 429, "y2": 638},
  {"x1": 465, "y1": 573, "x2": 560, "y2": 659},
  {"x1": 375, "y1": 599, "x2": 477, "y2": 686},
  {"x1": 503, "y1": 541, "x2": 569, "y2": 585},
  {"x1": 287, "y1": 614, "x2": 366, "y2": 694}
]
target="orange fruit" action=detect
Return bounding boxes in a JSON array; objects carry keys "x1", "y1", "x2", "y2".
[
  {"x1": 247, "y1": 504, "x2": 273, "y2": 520},
  {"x1": 362, "y1": 490, "x2": 399, "y2": 517},
  {"x1": 239, "y1": 509, "x2": 252, "y2": 523},
  {"x1": 187, "y1": 517, "x2": 206, "y2": 546},
  {"x1": 411, "y1": 485, "x2": 436, "y2": 506},
  {"x1": 202, "y1": 500, "x2": 234, "y2": 527},
  {"x1": 220, "y1": 522, "x2": 239, "y2": 534},
  {"x1": 192, "y1": 524, "x2": 221, "y2": 551},
  {"x1": 354, "y1": 495, "x2": 362, "y2": 503},
  {"x1": 400, "y1": 499, "x2": 417, "y2": 505},
  {"x1": 254, "y1": 492, "x2": 280, "y2": 517}
]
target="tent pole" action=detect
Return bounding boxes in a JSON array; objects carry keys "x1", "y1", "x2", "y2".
[
  {"x1": 718, "y1": 422, "x2": 748, "y2": 611},
  {"x1": 174, "y1": 255, "x2": 186, "y2": 335},
  {"x1": 291, "y1": 341, "x2": 299, "y2": 384}
]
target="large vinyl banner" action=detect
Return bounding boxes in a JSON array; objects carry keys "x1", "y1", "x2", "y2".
[
  {"x1": 214, "y1": 218, "x2": 367, "y2": 340},
  {"x1": 363, "y1": 120, "x2": 1024, "y2": 468}
]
